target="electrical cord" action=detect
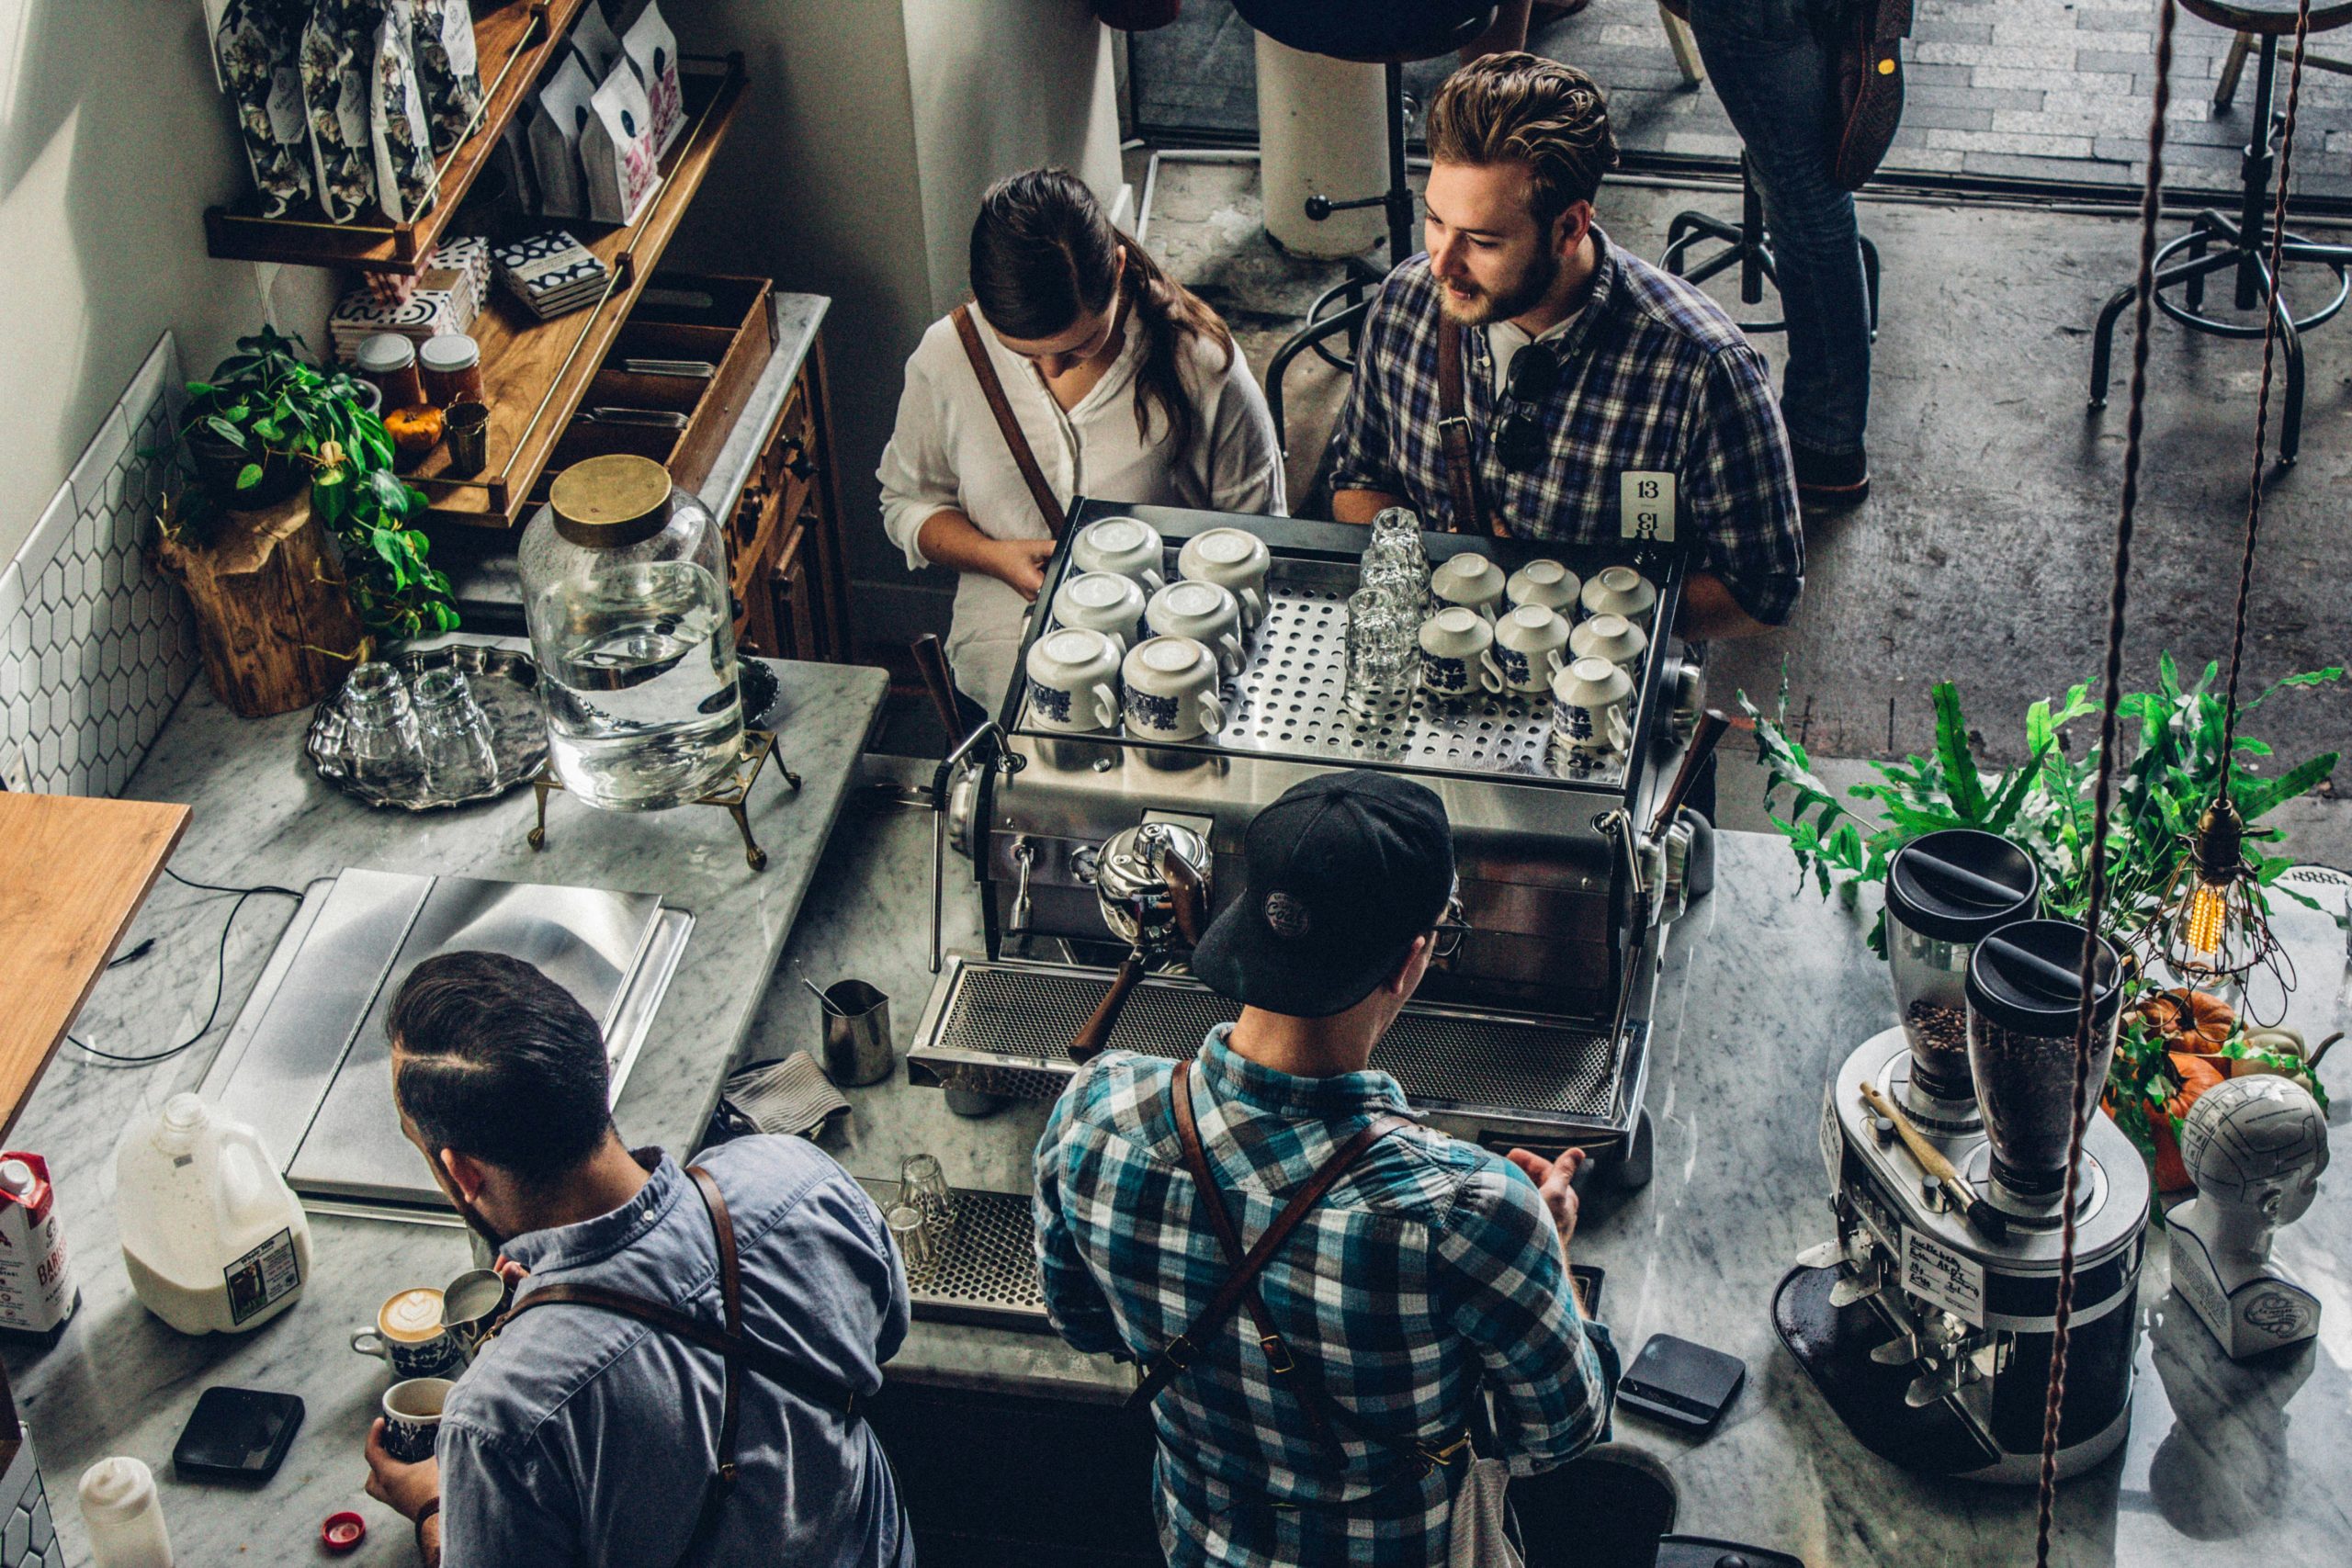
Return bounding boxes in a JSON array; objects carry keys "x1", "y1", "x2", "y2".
[{"x1": 67, "y1": 869, "x2": 304, "y2": 1067}]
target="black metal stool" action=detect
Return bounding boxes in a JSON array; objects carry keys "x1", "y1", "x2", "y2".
[
  {"x1": 2087, "y1": 0, "x2": 2352, "y2": 466},
  {"x1": 1660, "y1": 153, "x2": 1883, "y2": 338},
  {"x1": 1240, "y1": 1, "x2": 1498, "y2": 450}
]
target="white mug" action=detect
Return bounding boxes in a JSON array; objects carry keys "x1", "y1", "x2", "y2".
[
  {"x1": 1051, "y1": 570, "x2": 1148, "y2": 656},
  {"x1": 1176, "y1": 526, "x2": 1271, "y2": 628},
  {"x1": 1418, "y1": 607, "x2": 1504, "y2": 699},
  {"x1": 1580, "y1": 565, "x2": 1657, "y2": 630},
  {"x1": 1492, "y1": 604, "x2": 1570, "y2": 695},
  {"x1": 1025, "y1": 627, "x2": 1122, "y2": 733},
  {"x1": 1146, "y1": 581, "x2": 1247, "y2": 677},
  {"x1": 1430, "y1": 553, "x2": 1507, "y2": 621},
  {"x1": 1122, "y1": 636, "x2": 1227, "y2": 740},
  {"x1": 1071, "y1": 516, "x2": 1165, "y2": 596},
  {"x1": 1552, "y1": 655, "x2": 1634, "y2": 755},
  {"x1": 1568, "y1": 612, "x2": 1649, "y2": 678},
  {"x1": 1506, "y1": 558, "x2": 1580, "y2": 616}
]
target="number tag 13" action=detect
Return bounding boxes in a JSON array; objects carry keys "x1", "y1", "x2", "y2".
[{"x1": 1619, "y1": 470, "x2": 1676, "y2": 543}]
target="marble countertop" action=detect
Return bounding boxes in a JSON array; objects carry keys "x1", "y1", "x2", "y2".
[
  {"x1": 3, "y1": 656, "x2": 885, "y2": 1565},
  {"x1": 771, "y1": 794, "x2": 2352, "y2": 1566}
]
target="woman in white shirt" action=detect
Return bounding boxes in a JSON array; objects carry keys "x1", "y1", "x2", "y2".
[{"x1": 879, "y1": 167, "x2": 1285, "y2": 715}]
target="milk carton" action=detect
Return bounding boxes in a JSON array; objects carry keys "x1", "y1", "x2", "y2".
[{"x1": 0, "y1": 1153, "x2": 79, "y2": 1341}]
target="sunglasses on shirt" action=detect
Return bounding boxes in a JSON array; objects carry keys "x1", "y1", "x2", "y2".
[{"x1": 1492, "y1": 341, "x2": 1561, "y2": 474}]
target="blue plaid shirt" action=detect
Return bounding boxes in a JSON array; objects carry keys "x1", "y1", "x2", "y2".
[
  {"x1": 1033, "y1": 1028, "x2": 1616, "y2": 1567},
  {"x1": 1325, "y1": 229, "x2": 1805, "y2": 626}
]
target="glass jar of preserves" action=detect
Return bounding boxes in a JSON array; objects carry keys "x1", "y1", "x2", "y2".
[
  {"x1": 419, "y1": 333, "x2": 483, "y2": 407},
  {"x1": 519, "y1": 455, "x2": 743, "y2": 810},
  {"x1": 354, "y1": 333, "x2": 424, "y2": 411}
]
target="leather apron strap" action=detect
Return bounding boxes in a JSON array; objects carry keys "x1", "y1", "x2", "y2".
[{"x1": 952, "y1": 303, "x2": 1069, "y2": 538}]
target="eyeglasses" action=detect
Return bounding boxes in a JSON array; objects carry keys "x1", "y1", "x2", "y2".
[
  {"x1": 1492, "y1": 342, "x2": 1561, "y2": 473},
  {"x1": 1430, "y1": 886, "x2": 1471, "y2": 961}
]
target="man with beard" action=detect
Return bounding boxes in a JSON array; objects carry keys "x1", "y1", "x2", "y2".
[
  {"x1": 1328, "y1": 53, "x2": 1803, "y2": 640},
  {"x1": 357, "y1": 952, "x2": 913, "y2": 1568}
]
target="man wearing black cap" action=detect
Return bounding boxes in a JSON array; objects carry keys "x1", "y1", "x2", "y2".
[{"x1": 1032, "y1": 771, "x2": 1616, "y2": 1567}]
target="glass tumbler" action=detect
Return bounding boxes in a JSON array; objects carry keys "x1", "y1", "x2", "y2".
[
  {"x1": 899, "y1": 1153, "x2": 959, "y2": 1230},
  {"x1": 887, "y1": 1203, "x2": 939, "y2": 1283},
  {"x1": 1343, "y1": 585, "x2": 1419, "y2": 722},
  {"x1": 413, "y1": 666, "x2": 499, "y2": 796},
  {"x1": 344, "y1": 662, "x2": 421, "y2": 784}
]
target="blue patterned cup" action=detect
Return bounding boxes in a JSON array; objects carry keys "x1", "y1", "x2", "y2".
[
  {"x1": 380, "y1": 1377, "x2": 453, "y2": 1463},
  {"x1": 1417, "y1": 608, "x2": 1503, "y2": 700},
  {"x1": 1121, "y1": 636, "x2": 1227, "y2": 741}
]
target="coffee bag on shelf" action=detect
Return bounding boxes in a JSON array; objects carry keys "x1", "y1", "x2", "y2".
[
  {"x1": 213, "y1": 0, "x2": 313, "y2": 218},
  {"x1": 409, "y1": 0, "x2": 482, "y2": 154},
  {"x1": 580, "y1": 60, "x2": 658, "y2": 225},
  {"x1": 526, "y1": 51, "x2": 595, "y2": 221},
  {"x1": 566, "y1": 0, "x2": 623, "y2": 81},
  {"x1": 620, "y1": 0, "x2": 683, "y2": 159},
  {"x1": 298, "y1": 0, "x2": 381, "y2": 223},
  {"x1": 369, "y1": 0, "x2": 437, "y2": 224}
]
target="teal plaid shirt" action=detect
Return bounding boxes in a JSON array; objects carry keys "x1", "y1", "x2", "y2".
[{"x1": 1033, "y1": 1027, "x2": 1616, "y2": 1567}]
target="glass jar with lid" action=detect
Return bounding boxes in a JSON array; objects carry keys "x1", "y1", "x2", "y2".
[
  {"x1": 1965, "y1": 919, "x2": 2124, "y2": 1204},
  {"x1": 419, "y1": 333, "x2": 483, "y2": 407},
  {"x1": 1883, "y1": 829, "x2": 2041, "y2": 1114},
  {"x1": 519, "y1": 454, "x2": 743, "y2": 810},
  {"x1": 354, "y1": 333, "x2": 424, "y2": 411}
]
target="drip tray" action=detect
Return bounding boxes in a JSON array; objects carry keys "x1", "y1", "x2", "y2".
[
  {"x1": 200, "y1": 868, "x2": 691, "y2": 1223},
  {"x1": 905, "y1": 957, "x2": 1637, "y2": 1144},
  {"x1": 857, "y1": 1180, "x2": 1050, "y2": 1331}
]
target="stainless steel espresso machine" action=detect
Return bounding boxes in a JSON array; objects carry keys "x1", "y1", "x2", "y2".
[
  {"x1": 1780, "y1": 832, "x2": 2152, "y2": 1483},
  {"x1": 896, "y1": 503, "x2": 1709, "y2": 1320}
]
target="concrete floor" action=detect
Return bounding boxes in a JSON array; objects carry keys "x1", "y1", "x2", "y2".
[{"x1": 1140, "y1": 155, "x2": 2352, "y2": 867}]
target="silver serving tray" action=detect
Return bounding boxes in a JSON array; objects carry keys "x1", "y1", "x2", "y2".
[{"x1": 306, "y1": 643, "x2": 548, "y2": 811}]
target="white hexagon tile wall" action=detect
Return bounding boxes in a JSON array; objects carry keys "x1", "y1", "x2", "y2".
[{"x1": 0, "y1": 333, "x2": 200, "y2": 799}]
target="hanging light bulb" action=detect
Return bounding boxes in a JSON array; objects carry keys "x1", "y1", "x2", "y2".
[{"x1": 2153, "y1": 795, "x2": 2291, "y2": 1000}]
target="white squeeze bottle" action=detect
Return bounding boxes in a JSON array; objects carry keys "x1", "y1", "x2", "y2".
[
  {"x1": 79, "y1": 1457, "x2": 174, "y2": 1568},
  {"x1": 115, "y1": 1093, "x2": 311, "y2": 1335}
]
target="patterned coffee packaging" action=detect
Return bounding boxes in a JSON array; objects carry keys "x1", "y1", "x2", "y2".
[
  {"x1": 369, "y1": 0, "x2": 437, "y2": 223},
  {"x1": 621, "y1": 1, "x2": 683, "y2": 159},
  {"x1": 580, "y1": 55, "x2": 659, "y2": 224},
  {"x1": 212, "y1": 0, "x2": 314, "y2": 217},
  {"x1": 408, "y1": 0, "x2": 483, "y2": 153},
  {"x1": 298, "y1": 0, "x2": 380, "y2": 223}
]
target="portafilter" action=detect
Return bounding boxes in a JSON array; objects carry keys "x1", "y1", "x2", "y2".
[{"x1": 1070, "y1": 821, "x2": 1210, "y2": 1063}]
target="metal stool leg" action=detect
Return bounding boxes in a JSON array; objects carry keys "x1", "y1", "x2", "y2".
[{"x1": 2214, "y1": 30, "x2": 2254, "y2": 113}]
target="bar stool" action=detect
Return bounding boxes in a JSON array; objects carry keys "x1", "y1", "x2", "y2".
[
  {"x1": 2087, "y1": 0, "x2": 2352, "y2": 466},
  {"x1": 1242, "y1": 1, "x2": 1498, "y2": 450}
]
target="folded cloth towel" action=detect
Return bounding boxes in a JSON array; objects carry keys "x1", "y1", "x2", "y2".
[{"x1": 721, "y1": 1051, "x2": 852, "y2": 1139}]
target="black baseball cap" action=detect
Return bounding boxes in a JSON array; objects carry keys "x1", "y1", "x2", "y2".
[{"x1": 1191, "y1": 771, "x2": 1456, "y2": 1019}]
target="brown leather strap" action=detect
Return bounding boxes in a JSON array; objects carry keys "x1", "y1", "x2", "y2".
[
  {"x1": 951, "y1": 303, "x2": 1069, "y2": 538},
  {"x1": 1435, "y1": 322, "x2": 1502, "y2": 539},
  {"x1": 1127, "y1": 1065, "x2": 1408, "y2": 1431},
  {"x1": 689, "y1": 1167, "x2": 745, "y2": 1492}
]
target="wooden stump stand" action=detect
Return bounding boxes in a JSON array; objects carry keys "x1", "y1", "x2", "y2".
[{"x1": 156, "y1": 493, "x2": 364, "y2": 718}]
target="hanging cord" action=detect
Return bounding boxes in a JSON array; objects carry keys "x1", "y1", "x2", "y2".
[
  {"x1": 67, "y1": 867, "x2": 303, "y2": 1067},
  {"x1": 2034, "y1": 2, "x2": 2179, "y2": 1559},
  {"x1": 2219, "y1": 0, "x2": 2316, "y2": 765}
]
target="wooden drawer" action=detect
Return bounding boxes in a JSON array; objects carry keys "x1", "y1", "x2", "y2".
[{"x1": 530, "y1": 272, "x2": 775, "y2": 503}]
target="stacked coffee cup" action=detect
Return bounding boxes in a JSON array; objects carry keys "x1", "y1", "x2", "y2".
[{"x1": 1546, "y1": 564, "x2": 1659, "y2": 773}]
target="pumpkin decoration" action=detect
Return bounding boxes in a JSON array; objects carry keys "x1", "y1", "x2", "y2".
[{"x1": 2137, "y1": 987, "x2": 2233, "y2": 1053}]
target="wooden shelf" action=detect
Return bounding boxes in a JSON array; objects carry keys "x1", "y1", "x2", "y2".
[
  {"x1": 204, "y1": 0, "x2": 590, "y2": 273},
  {"x1": 416, "y1": 55, "x2": 746, "y2": 531}
]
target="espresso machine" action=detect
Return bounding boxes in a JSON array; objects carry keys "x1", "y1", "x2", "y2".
[
  {"x1": 1780, "y1": 833, "x2": 2152, "y2": 1483},
  {"x1": 897, "y1": 503, "x2": 1709, "y2": 1325}
]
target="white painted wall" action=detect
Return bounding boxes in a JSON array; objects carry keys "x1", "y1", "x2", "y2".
[{"x1": 0, "y1": 2, "x2": 270, "y2": 570}]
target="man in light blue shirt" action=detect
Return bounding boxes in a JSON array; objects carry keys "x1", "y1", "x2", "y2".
[{"x1": 360, "y1": 951, "x2": 913, "y2": 1567}]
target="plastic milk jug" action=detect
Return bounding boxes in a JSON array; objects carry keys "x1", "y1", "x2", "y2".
[{"x1": 116, "y1": 1094, "x2": 311, "y2": 1335}]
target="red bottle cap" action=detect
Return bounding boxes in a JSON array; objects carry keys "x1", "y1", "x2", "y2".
[{"x1": 322, "y1": 1512, "x2": 367, "y2": 1552}]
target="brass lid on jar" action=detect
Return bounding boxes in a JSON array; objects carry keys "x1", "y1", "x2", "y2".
[{"x1": 549, "y1": 454, "x2": 672, "y2": 548}]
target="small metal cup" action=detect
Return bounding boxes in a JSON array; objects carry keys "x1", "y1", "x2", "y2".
[
  {"x1": 445, "y1": 399, "x2": 491, "y2": 476},
  {"x1": 817, "y1": 979, "x2": 894, "y2": 1087},
  {"x1": 886, "y1": 1202, "x2": 938, "y2": 1283}
]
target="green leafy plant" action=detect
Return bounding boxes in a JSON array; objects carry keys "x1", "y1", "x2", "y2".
[{"x1": 151, "y1": 327, "x2": 457, "y2": 641}]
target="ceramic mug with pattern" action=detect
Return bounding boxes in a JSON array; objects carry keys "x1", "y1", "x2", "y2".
[
  {"x1": 1568, "y1": 611, "x2": 1649, "y2": 678},
  {"x1": 1579, "y1": 565, "x2": 1657, "y2": 631},
  {"x1": 1025, "y1": 628, "x2": 1122, "y2": 733},
  {"x1": 1176, "y1": 526, "x2": 1271, "y2": 628},
  {"x1": 1492, "y1": 605, "x2": 1571, "y2": 695},
  {"x1": 1506, "y1": 558, "x2": 1581, "y2": 617},
  {"x1": 1417, "y1": 607, "x2": 1505, "y2": 700},
  {"x1": 1070, "y1": 516, "x2": 1166, "y2": 596},
  {"x1": 1121, "y1": 636, "x2": 1227, "y2": 741},
  {"x1": 380, "y1": 1377, "x2": 454, "y2": 1464},
  {"x1": 1050, "y1": 570, "x2": 1148, "y2": 656},
  {"x1": 351, "y1": 1287, "x2": 467, "y2": 1380},
  {"x1": 1430, "y1": 553, "x2": 1507, "y2": 622},
  {"x1": 1147, "y1": 581, "x2": 1247, "y2": 677},
  {"x1": 1551, "y1": 655, "x2": 1635, "y2": 755}
]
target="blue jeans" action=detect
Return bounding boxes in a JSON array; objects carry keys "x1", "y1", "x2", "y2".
[{"x1": 1685, "y1": 0, "x2": 1873, "y2": 458}]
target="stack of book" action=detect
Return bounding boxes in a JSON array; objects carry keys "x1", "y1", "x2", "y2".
[
  {"x1": 492, "y1": 231, "x2": 613, "y2": 321},
  {"x1": 328, "y1": 237, "x2": 492, "y2": 359}
]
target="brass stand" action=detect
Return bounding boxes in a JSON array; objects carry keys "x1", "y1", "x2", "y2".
[{"x1": 527, "y1": 730, "x2": 800, "y2": 870}]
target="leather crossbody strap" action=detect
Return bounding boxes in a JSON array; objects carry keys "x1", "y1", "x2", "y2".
[
  {"x1": 1128, "y1": 1066, "x2": 1415, "y2": 1459},
  {"x1": 1435, "y1": 323, "x2": 1502, "y2": 540},
  {"x1": 951, "y1": 303, "x2": 1069, "y2": 539}
]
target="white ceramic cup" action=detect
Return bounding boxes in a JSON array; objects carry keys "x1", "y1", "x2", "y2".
[
  {"x1": 1122, "y1": 636, "x2": 1227, "y2": 740},
  {"x1": 1552, "y1": 655, "x2": 1635, "y2": 754},
  {"x1": 1146, "y1": 580, "x2": 1247, "y2": 677},
  {"x1": 1050, "y1": 570, "x2": 1148, "y2": 656},
  {"x1": 1506, "y1": 558, "x2": 1581, "y2": 617},
  {"x1": 1070, "y1": 516, "x2": 1165, "y2": 595},
  {"x1": 1430, "y1": 553, "x2": 1507, "y2": 621},
  {"x1": 1025, "y1": 627, "x2": 1123, "y2": 733},
  {"x1": 380, "y1": 1376, "x2": 454, "y2": 1464},
  {"x1": 351, "y1": 1286, "x2": 466, "y2": 1380},
  {"x1": 1176, "y1": 526, "x2": 1271, "y2": 628},
  {"x1": 1417, "y1": 607, "x2": 1505, "y2": 699},
  {"x1": 1492, "y1": 604, "x2": 1571, "y2": 695},
  {"x1": 1568, "y1": 611, "x2": 1650, "y2": 678},
  {"x1": 1579, "y1": 565, "x2": 1657, "y2": 630}
]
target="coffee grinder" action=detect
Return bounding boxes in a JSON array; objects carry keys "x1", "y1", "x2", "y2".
[{"x1": 1777, "y1": 834, "x2": 2153, "y2": 1483}]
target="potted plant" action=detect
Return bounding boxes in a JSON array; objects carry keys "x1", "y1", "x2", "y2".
[
  {"x1": 161, "y1": 327, "x2": 379, "y2": 527},
  {"x1": 1740, "y1": 658, "x2": 2343, "y2": 1183}
]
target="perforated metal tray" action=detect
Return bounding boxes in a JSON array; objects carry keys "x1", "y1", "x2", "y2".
[
  {"x1": 906, "y1": 958, "x2": 1631, "y2": 1131},
  {"x1": 857, "y1": 1179, "x2": 1050, "y2": 1330}
]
